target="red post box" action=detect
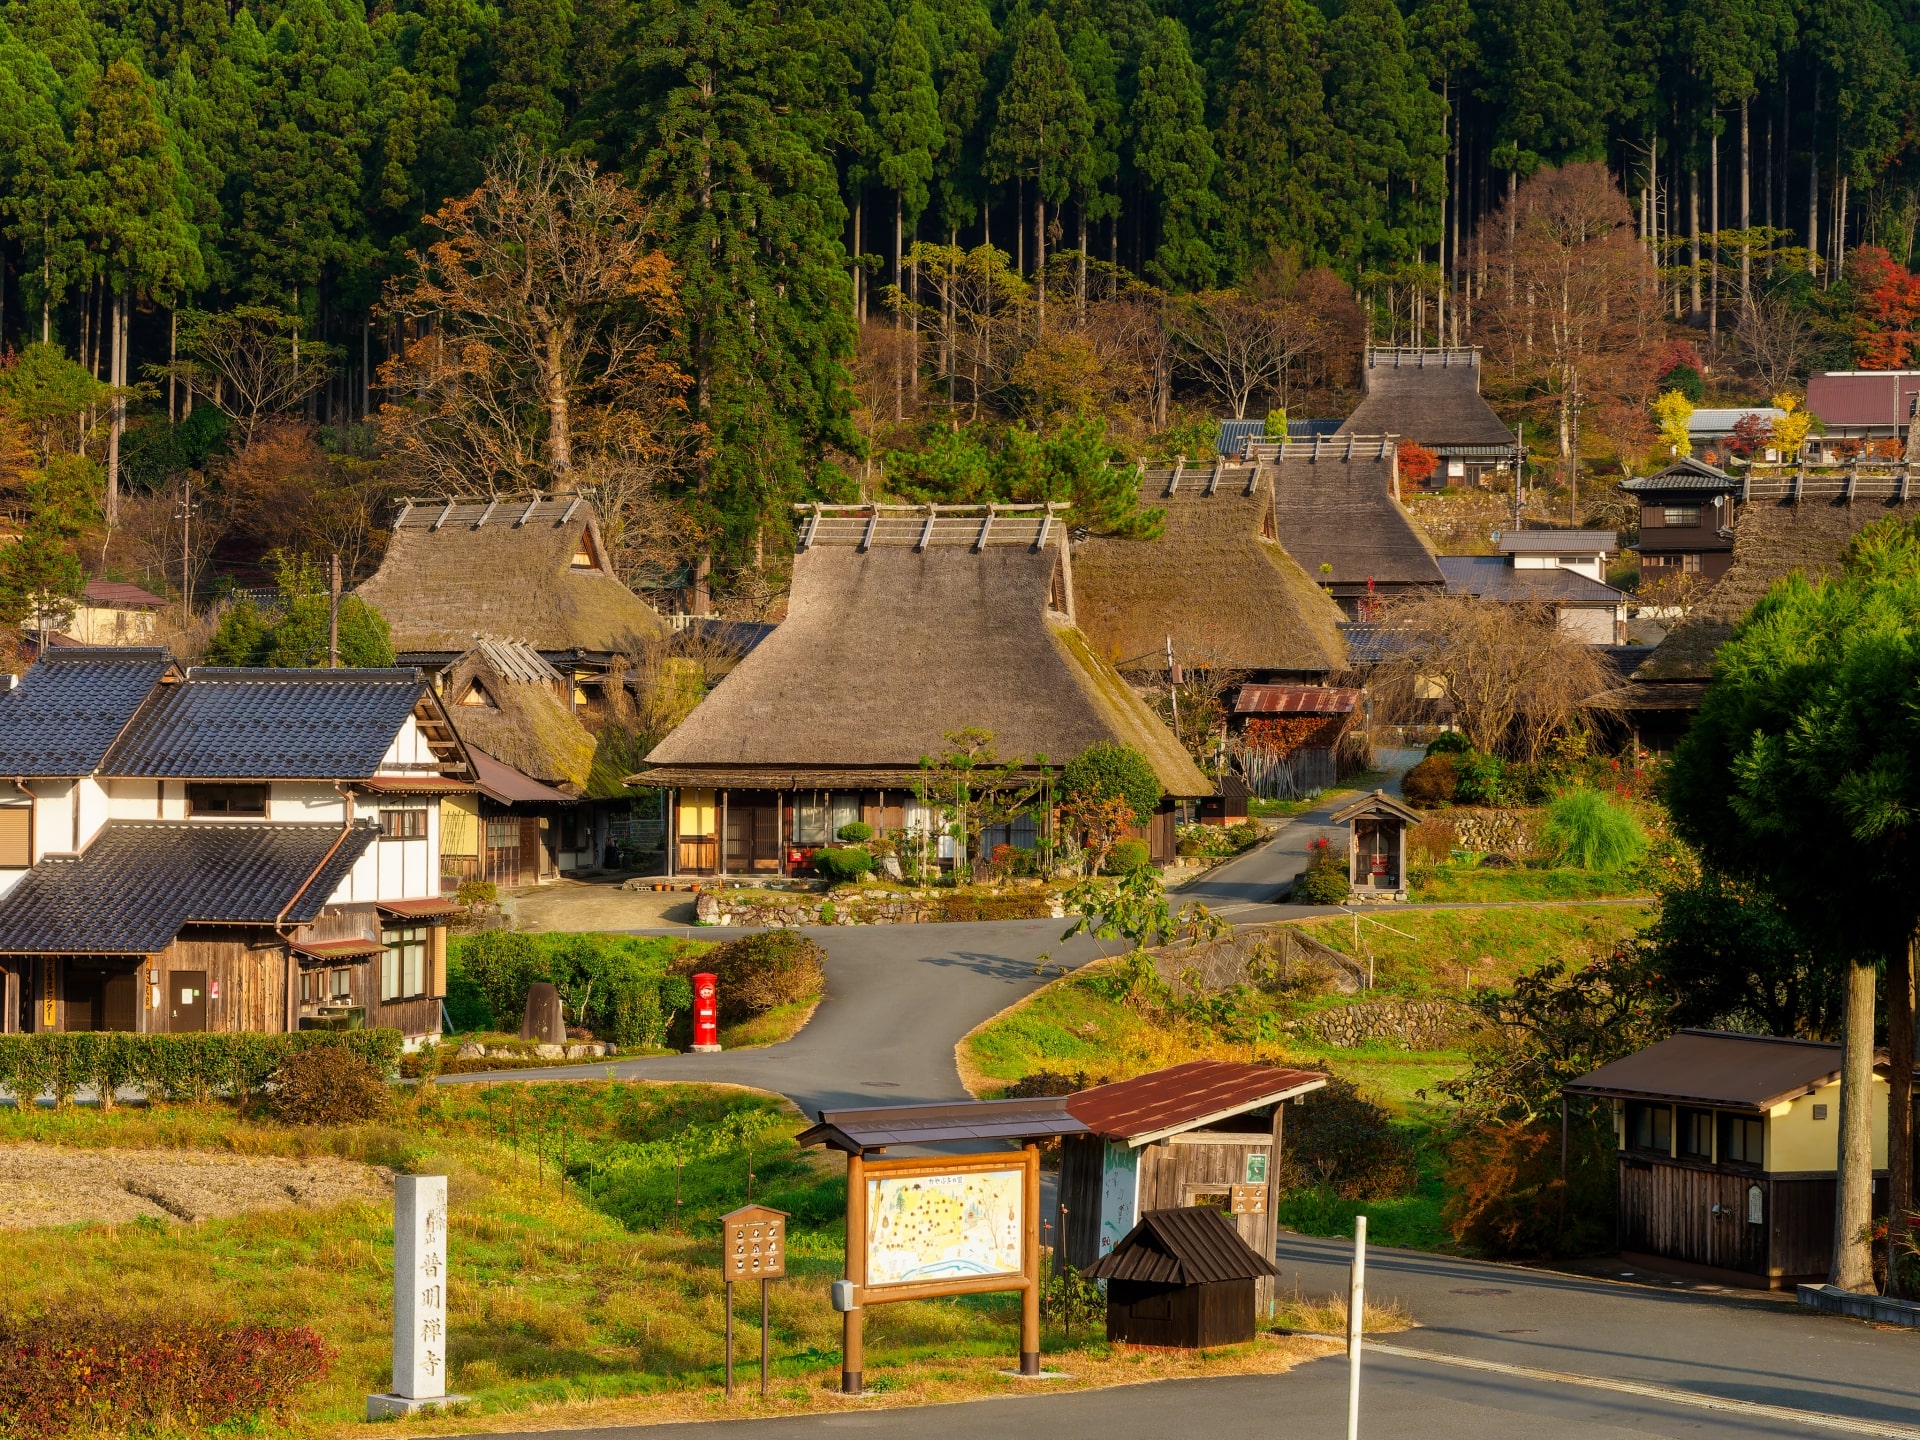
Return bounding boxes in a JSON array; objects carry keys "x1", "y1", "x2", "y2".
[{"x1": 691, "y1": 971, "x2": 721, "y2": 1052}]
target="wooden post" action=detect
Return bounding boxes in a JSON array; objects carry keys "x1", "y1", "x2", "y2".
[
  {"x1": 1347, "y1": 1215, "x2": 1366, "y2": 1440},
  {"x1": 761, "y1": 1277, "x2": 770, "y2": 1398},
  {"x1": 1889, "y1": 932, "x2": 1915, "y2": 1296},
  {"x1": 1021, "y1": 1141, "x2": 1041, "y2": 1376},
  {"x1": 843, "y1": 1151, "x2": 865, "y2": 1395},
  {"x1": 724, "y1": 1280, "x2": 734, "y2": 1398},
  {"x1": 328, "y1": 554, "x2": 341, "y2": 668}
]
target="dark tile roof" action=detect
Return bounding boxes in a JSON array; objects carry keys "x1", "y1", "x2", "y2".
[
  {"x1": 104, "y1": 669, "x2": 427, "y2": 779},
  {"x1": 0, "y1": 820, "x2": 377, "y2": 954},
  {"x1": 1338, "y1": 348, "x2": 1516, "y2": 449},
  {"x1": 1496, "y1": 530, "x2": 1617, "y2": 555},
  {"x1": 0, "y1": 648, "x2": 174, "y2": 776},
  {"x1": 1438, "y1": 557, "x2": 1625, "y2": 605},
  {"x1": 1619, "y1": 457, "x2": 1738, "y2": 495},
  {"x1": 1082, "y1": 1206, "x2": 1278, "y2": 1285}
]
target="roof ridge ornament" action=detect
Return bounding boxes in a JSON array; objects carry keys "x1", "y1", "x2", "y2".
[
  {"x1": 1168, "y1": 454, "x2": 1185, "y2": 495},
  {"x1": 474, "y1": 497, "x2": 498, "y2": 529},
  {"x1": 430, "y1": 499, "x2": 454, "y2": 531},
  {"x1": 515, "y1": 495, "x2": 541, "y2": 527}
]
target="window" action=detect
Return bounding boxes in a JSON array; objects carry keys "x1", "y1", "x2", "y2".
[
  {"x1": 1627, "y1": 1102, "x2": 1672, "y2": 1152},
  {"x1": 790, "y1": 792, "x2": 863, "y2": 845},
  {"x1": 381, "y1": 927, "x2": 426, "y2": 1001},
  {"x1": 0, "y1": 805, "x2": 28, "y2": 867},
  {"x1": 1718, "y1": 1113, "x2": 1764, "y2": 1167},
  {"x1": 457, "y1": 681, "x2": 496, "y2": 708},
  {"x1": 1678, "y1": 1108, "x2": 1714, "y2": 1159},
  {"x1": 1558, "y1": 556, "x2": 1588, "y2": 567},
  {"x1": 380, "y1": 808, "x2": 428, "y2": 840},
  {"x1": 187, "y1": 783, "x2": 267, "y2": 817},
  {"x1": 570, "y1": 531, "x2": 601, "y2": 569},
  {"x1": 1663, "y1": 505, "x2": 1701, "y2": 527},
  {"x1": 1681, "y1": 552, "x2": 1702, "y2": 574}
]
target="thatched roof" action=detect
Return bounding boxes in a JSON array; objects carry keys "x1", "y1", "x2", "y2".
[
  {"x1": 1633, "y1": 496, "x2": 1920, "y2": 682},
  {"x1": 1338, "y1": 347, "x2": 1516, "y2": 452},
  {"x1": 1246, "y1": 437, "x2": 1445, "y2": 593},
  {"x1": 356, "y1": 496, "x2": 667, "y2": 657},
  {"x1": 441, "y1": 639, "x2": 595, "y2": 792},
  {"x1": 641, "y1": 505, "x2": 1211, "y2": 796},
  {"x1": 1073, "y1": 469, "x2": 1345, "y2": 675}
]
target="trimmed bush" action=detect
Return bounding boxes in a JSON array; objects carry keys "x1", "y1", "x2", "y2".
[
  {"x1": 1291, "y1": 839, "x2": 1350, "y2": 904},
  {"x1": 1540, "y1": 788, "x2": 1647, "y2": 872},
  {"x1": 1453, "y1": 750, "x2": 1510, "y2": 806},
  {"x1": 1401, "y1": 754, "x2": 1457, "y2": 808},
  {"x1": 1277, "y1": 1073, "x2": 1419, "y2": 1200},
  {"x1": 836, "y1": 820, "x2": 874, "y2": 843},
  {"x1": 812, "y1": 846, "x2": 874, "y2": 883},
  {"x1": 1424, "y1": 730, "x2": 1472, "y2": 757},
  {"x1": 0, "y1": 1031, "x2": 402, "y2": 1106},
  {"x1": 448, "y1": 930, "x2": 697, "y2": 1045},
  {"x1": 682, "y1": 929, "x2": 826, "y2": 1025},
  {"x1": 1062, "y1": 741, "x2": 1162, "y2": 825},
  {"x1": 0, "y1": 1312, "x2": 331, "y2": 1440},
  {"x1": 938, "y1": 893, "x2": 1054, "y2": 922},
  {"x1": 1106, "y1": 838, "x2": 1151, "y2": 874},
  {"x1": 269, "y1": 1045, "x2": 390, "y2": 1126}
]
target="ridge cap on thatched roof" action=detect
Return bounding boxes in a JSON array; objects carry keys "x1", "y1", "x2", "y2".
[
  {"x1": 791, "y1": 500, "x2": 1065, "y2": 551},
  {"x1": 442, "y1": 641, "x2": 594, "y2": 792},
  {"x1": 1337, "y1": 346, "x2": 1516, "y2": 449}
]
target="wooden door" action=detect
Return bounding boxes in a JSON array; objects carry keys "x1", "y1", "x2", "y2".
[
  {"x1": 484, "y1": 818, "x2": 521, "y2": 887},
  {"x1": 520, "y1": 818, "x2": 542, "y2": 879},
  {"x1": 169, "y1": 970, "x2": 207, "y2": 1032},
  {"x1": 725, "y1": 800, "x2": 782, "y2": 874}
]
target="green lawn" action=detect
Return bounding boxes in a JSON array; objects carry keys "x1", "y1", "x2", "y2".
[
  {"x1": 1407, "y1": 863, "x2": 1653, "y2": 903},
  {"x1": 1293, "y1": 902, "x2": 1652, "y2": 994}
]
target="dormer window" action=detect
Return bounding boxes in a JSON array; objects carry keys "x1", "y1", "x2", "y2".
[
  {"x1": 457, "y1": 680, "x2": 497, "y2": 708},
  {"x1": 571, "y1": 530, "x2": 602, "y2": 570}
]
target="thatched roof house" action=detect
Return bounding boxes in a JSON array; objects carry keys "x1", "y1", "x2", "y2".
[
  {"x1": 637, "y1": 504, "x2": 1210, "y2": 876},
  {"x1": 1243, "y1": 435, "x2": 1445, "y2": 616},
  {"x1": 1073, "y1": 467, "x2": 1346, "y2": 679},
  {"x1": 442, "y1": 639, "x2": 595, "y2": 793},
  {"x1": 1337, "y1": 347, "x2": 1518, "y2": 488},
  {"x1": 356, "y1": 496, "x2": 667, "y2": 665}
]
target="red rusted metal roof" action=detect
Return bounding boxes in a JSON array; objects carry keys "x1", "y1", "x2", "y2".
[
  {"x1": 1233, "y1": 685, "x2": 1363, "y2": 716},
  {"x1": 1564, "y1": 1029, "x2": 1892, "y2": 1112},
  {"x1": 83, "y1": 580, "x2": 167, "y2": 608},
  {"x1": 376, "y1": 897, "x2": 463, "y2": 920},
  {"x1": 1806, "y1": 371, "x2": 1920, "y2": 429},
  {"x1": 292, "y1": 936, "x2": 386, "y2": 960},
  {"x1": 1083, "y1": 1206, "x2": 1278, "y2": 1285},
  {"x1": 797, "y1": 1097, "x2": 1088, "y2": 1155},
  {"x1": 1064, "y1": 1060, "x2": 1326, "y2": 1143}
]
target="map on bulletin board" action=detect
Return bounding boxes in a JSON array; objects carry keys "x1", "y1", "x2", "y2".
[{"x1": 866, "y1": 1169, "x2": 1024, "y2": 1285}]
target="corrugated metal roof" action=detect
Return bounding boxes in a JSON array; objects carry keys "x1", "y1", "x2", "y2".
[
  {"x1": 1438, "y1": 556, "x2": 1627, "y2": 605},
  {"x1": 467, "y1": 745, "x2": 575, "y2": 804},
  {"x1": 1686, "y1": 407, "x2": 1785, "y2": 437},
  {"x1": 796, "y1": 1097, "x2": 1087, "y2": 1154},
  {"x1": 0, "y1": 820, "x2": 376, "y2": 954},
  {"x1": 1563, "y1": 1029, "x2": 1880, "y2": 1112},
  {"x1": 1806, "y1": 371, "x2": 1920, "y2": 429},
  {"x1": 1217, "y1": 418, "x2": 1266, "y2": 456},
  {"x1": 1065, "y1": 1060, "x2": 1326, "y2": 1143},
  {"x1": 1082, "y1": 1206, "x2": 1278, "y2": 1284},
  {"x1": 82, "y1": 580, "x2": 167, "y2": 607},
  {"x1": 1233, "y1": 685, "x2": 1362, "y2": 716},
  {"x1": 1495, "y1": 530, "x2": 1616, "y2": 554},
  {"x1": 0, "y1": 648, "x2": 175, "y2": 777}
]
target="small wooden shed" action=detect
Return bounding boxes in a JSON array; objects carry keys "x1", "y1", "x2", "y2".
[
  {"x1": 1083, "y1": 1206, "x2": 1277, "y2": 1348},
  {"x1": 1056, "y1": 1060, "x2": 1325, "y2": 1313},
  {"x1": 1329, "y1": 790, "x2": 1422, "y2": 901}
]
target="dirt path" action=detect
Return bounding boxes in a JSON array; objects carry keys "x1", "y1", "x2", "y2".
[
  {"x1": 504, "y1": 877, "x2": 699, "y2": 933},
  {"x1": 0, "y1": 1145, "x2": 391, "y2": 1228}
]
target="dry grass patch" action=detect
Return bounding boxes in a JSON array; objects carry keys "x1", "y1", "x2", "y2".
[{"x1": 0, "y1": 1145, "x2": 390, "y2": 1228}]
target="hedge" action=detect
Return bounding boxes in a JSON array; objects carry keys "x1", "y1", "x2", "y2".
[{"x1": 0, "y1": 1030, "x2": 404, "y2": 1106}]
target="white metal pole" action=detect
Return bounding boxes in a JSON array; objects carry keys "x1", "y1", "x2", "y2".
[{"x1": 1347, "y1": 1214, "x2": 1367, "y2": 1440}]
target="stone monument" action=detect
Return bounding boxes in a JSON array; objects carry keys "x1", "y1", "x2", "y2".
[{"x1": 367, "y1": 1174, "x2": 470, "y2": 1418}]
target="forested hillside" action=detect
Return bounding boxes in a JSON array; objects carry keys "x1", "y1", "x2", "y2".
[{"x1": 0, "y1": 0, "x2": 1914, "y2": 615}]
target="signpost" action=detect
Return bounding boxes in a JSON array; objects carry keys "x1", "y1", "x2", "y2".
[
  {"x1": 367, "y1": 1175, "x2": 470, "y2": 1419},
  {"x1": 719, "y1": 1204, "x2": 787, "y2": 1399},
  {"x1": 1347, "y1": 1214, "x2": 1367, "y2": 1440},
  {"x1": 834, "y1": 1147, "x2": 1042, "y2": 1395}
]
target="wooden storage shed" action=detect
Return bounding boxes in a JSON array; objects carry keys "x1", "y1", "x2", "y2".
[
  {"x1": 1084, "y1": 1206, "x2": 1277, "y2": 1349},
  {"x1": 1056, "y1": 1060, "x2": 1326, "y2": 1313},
  {"x1": 1565, "y1": 1029, "x2": 1899, "y2": 1288}
]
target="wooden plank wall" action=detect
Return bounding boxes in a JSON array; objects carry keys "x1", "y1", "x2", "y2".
[
  {"x1": 1618, "y1": 1158, "x2": 1769, "y2": 1275},
  {"x1": 1770, "y1": 1176, "x2": 1838, "y2": 1280},
  {"x1": 1059, "y1": 1135, "x2": 1105, "y2": 1270},
  {"x1": 1138, "y1": 1136, "x2": 1278, "y2": 1310},
  {"x1": 156, "y1": 929, "x2": 289, "y2": 1033}
]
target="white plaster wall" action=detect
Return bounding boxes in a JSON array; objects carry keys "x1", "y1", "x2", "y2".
[
  {"x1": 377, "y1": 714, "x2": 436, "y2": 773},
  {"x1": 270, "y1": 782, "x2": 348, "y2": 823},
  {"x1": 74, "y1": 777, "x2": 108, "y2": 851},
  {"x1": 106, "y1": 780, "x2": 162, "y2": 819},
  {"x1": 0, "y1": 869, "x2": 22, "y2": 900},
  {"x1": 1557, "y1": 606, "x2": 1619, "y2": 645}
]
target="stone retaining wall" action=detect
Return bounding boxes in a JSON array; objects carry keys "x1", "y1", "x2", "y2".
[
  {"x1": 1291, "y1": 999, "x2": 1475, "y2": 1050},
  {"x1": 1439, "y1": 807, "x2": 1540, "y2": 857}
]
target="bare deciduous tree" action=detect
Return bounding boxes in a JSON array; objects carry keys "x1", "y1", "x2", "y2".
[
  {"x1": 175, "y1": 307, "x2": 336, "y2": 453},
  {"x1": 1365, "y1": 592, "x2": 1615, "y2": 763},
  {"x1": 1734, "y1": 292, "x2": 1815, "y2": 394},
  {"x1": 1173, "y1": 290, "x2": 1320, "y2": 420}
]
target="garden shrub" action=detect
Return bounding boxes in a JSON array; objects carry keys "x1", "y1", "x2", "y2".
[
  {"x1": 682, "y1": 929, "x2": 826, "y2": 1024},
  {"x1": 454, "y1": 929, "x2": 545, "y2": 1031},
  {"x1": 1062, "y1": 741, "x2": 1161, "y2": 824},
  {"x1": 448, "y1": 930, "x2": 696, "y2": 1045},
  {"x1": 1001, "y1": 1068, "x2": 1089, "y2": 1098},
  {"x1": 1540, "y1": 788, "x2": 1646, "y2": 871},
  {"x1": 0, "y1": 1032, "x2": 401, "y2": 1105},
  {"x1": 1424, "y1": 730, "x2": 1472, "y2": 757},
  {"x1": 0, "y1": 1312, "x2": 331, "y2": 1440},
  {"x1": 455, "y1": 878, "x2": 498, "y2": 908},
  {"x1": 1106, "y1": 838, "x2": 1150, "y2": 874},
  {"x1": 1291, "y1": 839, "x2": 1350, "y2": 904},
  {"x1": 1408, "y1": 817, "x2": 1457, "y2": 864},
  {"x1": 939, "y1": 893, "x2": 1054, "y2": 922},
  {"x1": 812, "y1": 846, "x2": 874, "y2": 883},
  {"x1": 268, "y1": 1045, "x2": 390, "y2": 1126},
  {"x1": 836, "y1": 821, "x2": 873, "y2": 843},
  {"x1": 1442, "y1": 1113, "x2": 1617, "y2": 1259},
  {"x1": 1277, "y1": 1074, "x2": 1419, "y2": 1200},
  {"x1": 1401, "y1": 754, "x2": 1457, "y2": 808},
  {"x1": 1452, "y1": 751, "x2": 1510, "y2": 805}
]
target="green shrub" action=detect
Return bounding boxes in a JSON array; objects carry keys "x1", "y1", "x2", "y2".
[
  {"x1": 682, "y1": 929, "x2": 826, "y2": 1024},
  {"x1": 836, "y1": 820, "x2": 873, "y2": 843},
  {"x1": 447, "y1": 930, "x2": 697, "y2": 1045},
  {"x1": 1291, "y1": 838, "x2": 1350, "y2": 904},
  {"x1": 938, "y1": 893, "x2": 1054, "y2": 921},
  {"x1": 1453, "y1": 750, "x2": 1510, "y2": 805},
  {"x1": 1062, "y1": 741, "x2": 1162, "y2": 825},
  {"x1": 1540, "y1": 788, "x2": 1646, "y2": 871},
  {"x1": 268, "y1": 1045, "x2": 390, "y2": 1126},
  {"x1": 1106, "y1": 838, "x2": 1150, "y2": 874},
  {"x1": 456, "y1": 878, "x2": 498, "y2": 907},
  {"x1": 1401, "y1": 754, "x2": 1457, "y2": 808},
  {"x1": 1424, "y1": 730, "x2": 1472, "y2": 757},
  {"x1": 0, "y1": 1031, "x2": 402, "y2": 1106},
  {"x1": 1277, "y1": 1073, "x2": 1419, "y2": 1199},
  {"x1": 812, "y1": 846, "x2": 874, "y2": 883},
  {"x1": 453, "y1": 929, "x2": 544, "y2": 1031}
]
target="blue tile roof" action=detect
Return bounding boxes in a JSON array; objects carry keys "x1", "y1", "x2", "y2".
[
  {"x1": 103, "y1": 669, "x2": 428, "y2": 780},
  {"x1": 0, "y1": 648, "x2": 174, "y2": 776},
  {"x1": 0, "y1": 820, "x2": 377, "y2": 953}
]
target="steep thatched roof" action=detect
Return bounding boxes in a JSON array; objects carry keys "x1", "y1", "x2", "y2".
[
  {"x1": 356, "y1": 496, "x2": 667, "y2": 657},
  {"x1": 1248, "y1": 437, "x2": 1445, "y2": 593},
  {"x1": 1338, "y1": 347, "x2": 1516, "y2": 452},
  {"x1": 1073, "y1": 469, "x2": 1345, "y2": 674},
  {"x1": 441, "y1": 639, "x2": 595, "y2": 792},
  {"x1": 1633, "y1": 496, "x2": 1920, "y2": 682},
  {"x1": 641, "y1": 505, "x2": 1211, "y2": 796}
]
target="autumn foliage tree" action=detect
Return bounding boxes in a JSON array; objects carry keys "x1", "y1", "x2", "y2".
[{"x1": 1850, "y1": 246, "x2": 1920, "y2": 369}]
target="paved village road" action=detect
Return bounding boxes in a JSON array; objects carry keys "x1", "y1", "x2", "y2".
[{"x1": 467, "y1": 1240, "x2": 1920, "y2": 1440}]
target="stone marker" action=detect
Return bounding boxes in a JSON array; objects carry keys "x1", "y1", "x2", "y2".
[
  {"x1": 521, "y1": 981, "x2": 565, "y2": 1042},
  {"x1": 367, "y1": 1175, "x2": 470, "y2": 1419}
]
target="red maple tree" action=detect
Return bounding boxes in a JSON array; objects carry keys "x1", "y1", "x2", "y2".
[
  {"x1": 1851, "y1": 246, "x2": 1920, "y2": 369},
  {"x1": 1398, "y1": 441, "x2": 1439, "y2": 487}
]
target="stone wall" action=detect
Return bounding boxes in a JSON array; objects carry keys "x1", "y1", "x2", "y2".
[
  {"x1": 1437, "y1": 806, "x2": 1541, "y2": 857},
  {"x1": 1291, "y1": 999, "x2": 1475, "y2": 1050}
]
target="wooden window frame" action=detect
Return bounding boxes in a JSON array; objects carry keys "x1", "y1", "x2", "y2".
[
  {"x1": 1626, "y1": 1101, "x2": 1672, "y2": 1154},
  {"x1": 381, "y1": 927, "x2": 427, "y2": 1001},
  {"x1": 0, "y1": 804, "x2": 30, "y2": 868},
  {"x1": 379, "y1": 807, "x2": 429, "y2": 840},
  {"x1": 1662, "y1": 505, "x2": 1702, "y2": 528},
  {"x1": 186, "y1": 782, "x2": 268, "y2": 817}
]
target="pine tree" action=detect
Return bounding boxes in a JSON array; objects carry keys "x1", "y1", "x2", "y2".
[
  {"x1": 472, "y1": 0, "x2": 575, "y2": 149},
  {"x1": 1217, "y1": 0, "x2": 1326, "y2": 279},
  {"x1": 1064, "y1": 21, "x2": 1120, "y2": 280},
  {"x1": 0, "y1": 24, "x2": 86, "y2": 339},
  {"x1": 1131, "y1": 15, "x2": 1218, "y2": 290},
  {"x1": 987, "y1": 13, "x2": 1091, "y2": 322}
]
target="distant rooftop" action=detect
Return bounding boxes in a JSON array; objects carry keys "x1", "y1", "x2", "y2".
[{"x1": 1495, "y1": 530, "x2": 1616, "y2": 555}]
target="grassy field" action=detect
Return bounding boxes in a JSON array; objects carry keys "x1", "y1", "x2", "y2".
[
  {"x1": 1407, "y1": 863, "x2": 1654, "y2": 903},
  {"x1": 1295, "y1": 902, "x2": 1652, "y2": 995},
  {"x1": 0, "y1": 1082, "x2": 1349, "y2": 1436}
]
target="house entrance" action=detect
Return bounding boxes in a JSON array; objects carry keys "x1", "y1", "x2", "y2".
[
  {"x1": 484, "y1": 819, "x2": 522, "y2": 887},
  {"x1": 170, "y1": 970, "x2": 207, "y2": 1031},
  {"x1": 725, "y1": 798, "x2": 782, "y2": 874},
  {"x1": 62, "y1": 962, "x2": 139, "y2": 1032}
]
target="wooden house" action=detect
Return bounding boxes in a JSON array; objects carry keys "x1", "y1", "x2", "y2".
[
  {"x1": 1245, "y1": 434, "x2": 1446, "y2": 619},
  {"x1": 1619, "y1": 458, "x2": 1741, "y2": 589},
  {"x1": 355, "y1": 496, "x2": 667, "y2": 719},
  {"x1": 0, "y1": 651, "x2": 471, "y2": 1042},
  {"x1": 1565, "y1": 1030, "x2": 1899, "y2": 1288},
  {"x1": 64, "y1": 580, "x2": 168, "y2": 646},
  {"x1": 1328, "y1": 789, "x2": 1421, "y2": 901},
  {"x1": 1804, "y1": 370, "x2": 1920, "y2": 451},
  {"x1": 1083, "y1": 1206, "x2": 1278, "y2": 1349},
  {"x1": 1335, "y1": 346, "x2": 1522, "y2": 490},
  {"x1": 1057, "y1": 1060, "x2": 1326, "y2": 1313},
  {"x1": 1438, "y1": 531, "x2": 1629, "y2": 645},
  {"x1": 635, "y1": 504, "x2": 1210, "y2": 873}
]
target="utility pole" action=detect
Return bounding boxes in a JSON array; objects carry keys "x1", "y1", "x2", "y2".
[
  {"x1": 328, "y1": 553, "x2": 341, "y2": 668},
  {"x1": 177, "y1": 474, "x2": 194, "y2": 620}
]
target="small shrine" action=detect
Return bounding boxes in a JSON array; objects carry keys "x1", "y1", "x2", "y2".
[{"x1": 1329, "y1": 790, "x2": 1423, "y2": 902}]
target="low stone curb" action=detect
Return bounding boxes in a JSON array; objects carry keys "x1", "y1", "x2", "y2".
[{"x1": 1798, "y1": 1284, "x2": 1920, "y2": 1327}]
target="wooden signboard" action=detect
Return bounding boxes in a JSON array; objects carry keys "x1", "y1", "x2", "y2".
[
  {"x1": 1230, "y1": 1183, "x2": 1268, "y2": 1215},
  {"x1": 719, "y1": 1204, "x2": 788, "y2": 1399},
  {"x1": 839, "y1": 1148, "x2": 1041, "y2": 1394}
]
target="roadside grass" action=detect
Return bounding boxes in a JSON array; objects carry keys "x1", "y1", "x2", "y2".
[
  {"x1": 717, "y1": 996, "x2": 820, "y2": 1050},
  {"x1": 1294, "y1": 903, "x2": 1652, "y2": 995},
  {"x1": 0, "y1": 1082, "x2": 1341, "y2": 1436},
  {"x1": 1270, "y1": 1287, "x2": 1414, "y2": 1336},
  {"x1": 1407, "y1": 864, "x2": 1653, "y2": 903}
]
